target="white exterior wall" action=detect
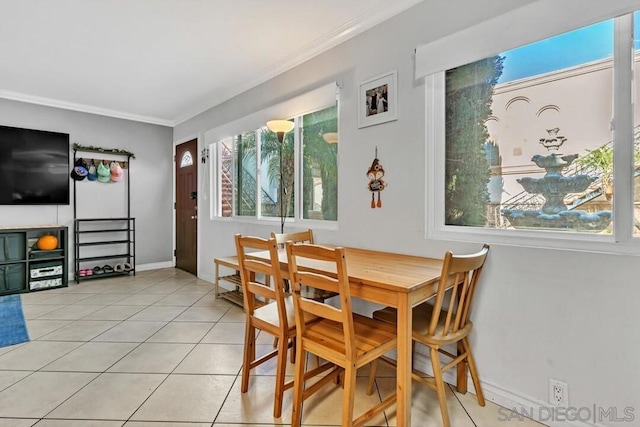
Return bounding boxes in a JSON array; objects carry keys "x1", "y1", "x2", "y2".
[{"x1": 489, "y1": 59, "x2": 617, "y2": 202}]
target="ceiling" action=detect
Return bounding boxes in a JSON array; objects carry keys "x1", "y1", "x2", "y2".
[{"x1": 0, "y1": 0, "x2": 422, "y2": 126}]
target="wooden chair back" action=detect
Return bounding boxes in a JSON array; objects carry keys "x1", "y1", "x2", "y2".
[
  {"x1": 235, "y1": 234, "x2": 288, "y2": 328},
  {"x1": 429, "y1": 244, "x2": 489, "y2": 338},
  {"x1": 285, "y1": 242, "x2": 357, "y2": 361},
  {"x1": 271, "y1": 229, "x2": 314, "y2": 247}
]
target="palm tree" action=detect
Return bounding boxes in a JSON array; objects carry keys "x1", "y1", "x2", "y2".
[
  {"x1": 301, "y1": 107, "x2": 338, "y2": 220},
  {"x1": 259, "y1": 128, "x2": 295, "y2": 218}
]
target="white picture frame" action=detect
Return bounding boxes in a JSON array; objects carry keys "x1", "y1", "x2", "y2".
[{"x1": 358, "y1": 69, "x2": 398, "y2": 128}]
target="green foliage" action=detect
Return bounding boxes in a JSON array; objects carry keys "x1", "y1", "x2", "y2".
[
  {"x1": 258, "y1": 127, "x2": 295, "y2": 217},
  {"x1": 235, "y1": 131, "x2": 257, "y2": 216},
  {"x1": 575, "y1": 127, "x2": 640, "y2": 195},
  {"x1": 575, "y1": 144, "x2": 614, "y2": 189},
  {"x1": 232, "y1": 106, "x2": 338, "y2": 221},
  {"x1": 445, "y1": 56, "x2": 504, "y2": 226},
  {"x1": 301, "y1": 106, "x2": 338, "y2": 221}
]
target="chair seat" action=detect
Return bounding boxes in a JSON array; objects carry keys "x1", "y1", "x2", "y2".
[
  {"x1": 253, "y1": 295, "x2": 297, "y2": 332},
  {"x1": 303, "y1": 313, "x2": 397, "y2": 366},
  {"x1": 373, "y1": 303, "x2": 472, "y2": 345}
]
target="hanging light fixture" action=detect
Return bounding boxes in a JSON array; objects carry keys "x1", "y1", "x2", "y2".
[{"x1": 266, "y1": 119, "x2": 295, "y2": 233}]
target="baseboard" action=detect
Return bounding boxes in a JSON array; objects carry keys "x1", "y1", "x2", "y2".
[
  {"x1": 411, "y1": 350, "x2": 608, "y2": 427},
  {"x1": 198, "y1": 271, "x2": 215, "y2": 284},
  {"x1": 136, "y1": 261, "x2": 174, "y2": 272}
]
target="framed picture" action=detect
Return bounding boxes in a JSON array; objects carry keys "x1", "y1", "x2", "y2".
[{"x1": 358, "y1": 69, "x2": 398, "y2": 128}]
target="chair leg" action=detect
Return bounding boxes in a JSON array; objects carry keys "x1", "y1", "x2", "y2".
[
  {"x1": 290, "y1": 336, "x2": 297, "y2": 364},
  {"x1": 291, "y1": 343, "x2": 307, "y2": 427},
  {"x1": 241, "y1": 324, "x2": 256, "y2": 393},
  {"x1": 462, "y1": 337, "x2": 485, "y2": 406},
  {"x1": 341, "y1": 363, "x2": 357, "y2": 427},
  {"x1": 430, "y1": 347, "x2": 451, "y2": 427},
  {"x1": 273, "y1": 334, "x2": 288, "y2": 418},
  {"x1": 412, "y1": 340, "x2": 416, "y2": 369},
  {"x1": 366, "y1": 360, "x2": 378, "y2": 396},
  {"x1": 273, "y1": 336, "x2": 279, "y2": 348},
  {"x1": 456, "y1": 341, "x2": 468, "y2": 393}
]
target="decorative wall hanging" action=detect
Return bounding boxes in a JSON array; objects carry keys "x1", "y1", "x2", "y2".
[
  {"x1": 366, "y1": 147, "x2": 387, "y2": 208},
  {"x1": 358, "y1": 69, "x2": 398, "y2": 128}
]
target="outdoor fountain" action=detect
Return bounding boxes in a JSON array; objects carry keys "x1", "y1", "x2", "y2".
[{"x1": 502, "y1": 128, "x2": 612, "y2": 231}]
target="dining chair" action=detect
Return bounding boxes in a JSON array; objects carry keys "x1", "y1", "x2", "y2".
[
  {"x1": 272, "y1": 229, "x2": 337, "y2": 303},
  {"x1": 286, "y1": 242, "x2": 397, "y2": 427},
  {"x1": 234, "y1": 234, "x2": 300, "y2": 418},
  {"x1": 369, "y1": 244, "x2": 490, "y2": 427},
  {"x1": 271, "y1": 229, "x2": 325, "y2": 364},
  {"x1": 271, "y1": 229, "x2": 314, "y2": 246}
]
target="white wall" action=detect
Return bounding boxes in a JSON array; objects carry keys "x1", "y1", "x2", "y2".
[
  {"x1": 0, "y1": 98, "x2": 174, "y2": 267},
  {"x1": 174, "y1": 1, "x2": 640, "y2": 425}
]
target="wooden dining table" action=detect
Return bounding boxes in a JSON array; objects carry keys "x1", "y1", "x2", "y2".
[{"x1": 247, "y1": 245, "x2": 459, "y2": 427}]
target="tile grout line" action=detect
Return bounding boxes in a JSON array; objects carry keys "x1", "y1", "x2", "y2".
[{"x1": 449, "y1": 383, "x2": 479, "y2": 427}]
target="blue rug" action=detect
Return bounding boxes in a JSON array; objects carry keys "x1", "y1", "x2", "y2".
[{"x1": 0, "y1": 294, "x2": 30, "y2": 347}]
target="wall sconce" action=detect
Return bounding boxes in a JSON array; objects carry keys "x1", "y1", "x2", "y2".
[
  {"x1": 266, "y1": 119, "x2": 295, "y2": 233},
  {"x1": 322, "y1": 132, "x2": 338, "y2": 144}
]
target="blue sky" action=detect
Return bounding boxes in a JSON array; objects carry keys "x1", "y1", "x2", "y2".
[{"x1": 498, "y1": 14, "x2": 640, "y2": 83}]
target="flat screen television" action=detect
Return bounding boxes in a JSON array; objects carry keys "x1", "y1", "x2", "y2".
[{"x1": 0, "y1": 125, "x2": 70, "y2": 205}]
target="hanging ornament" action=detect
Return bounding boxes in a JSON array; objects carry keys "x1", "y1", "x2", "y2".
[{"x1": 366, "y1": 147, "x2": 387, "y2": 208}]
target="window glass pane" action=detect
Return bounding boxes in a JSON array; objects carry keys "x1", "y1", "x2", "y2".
[
  {"x1": 260, "y1": 124, "x2": 295, "y2": 219},
  {"x1": 634, "y1": 11, "x2": 640, "y2": 237},
  {"x1": 218, "y1": 138, "x2": 233, "y2": 217},
  {"x1": 445, "y1": 19, "x2": 614, "y2": 233},
  {"x1": 179, "y1": 151, "x2": 193, "y2": 168},
  {"x1": 234, "y1": 131, "x2": 257, "y2": 217},
  {"x1": 301, "y1": 105, "x2": 338, "y2": 221}
]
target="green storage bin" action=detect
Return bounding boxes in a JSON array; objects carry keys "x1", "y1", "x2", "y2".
[
  {"x1": 0, "y1": 263, "x2": 26, "y2": 292},
  {"x1": 0, "y1": 233, "x2": 25, "y2": 262}
]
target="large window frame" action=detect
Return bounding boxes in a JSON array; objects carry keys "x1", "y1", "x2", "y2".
[
  {"x1": 426, "y1": 13, "x2": 639, "y2": 254},
  {"x1": 210, "y1": 101, "x2": 339, "y2": 230}
]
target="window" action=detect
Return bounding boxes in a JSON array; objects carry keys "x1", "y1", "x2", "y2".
[
  {"x1": 234, "y1": 131, "x2": 257, "y2": 217},
  {"x1": 633, "y1": 11, "x2": 640, "y2": 237},
  {"x1": 213, "y1": 103, "x2": 338, "y2": 224},
  {"x1": 301, "y1": 106, "x2": 338, "y2": 221},
  {"x1": 179, "y1": 151, "x2": 193, "y2": 168},
  {"x1": 427, "y1": 11, "x2": 640, "y2": 251},
  {"x1": 217, "y1": 137, "x2": 233, "y2": 217}
]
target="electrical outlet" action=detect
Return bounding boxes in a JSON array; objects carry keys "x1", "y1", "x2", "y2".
[{"x1": 549, "y1": 379, "x2": 568, "y2": 407}]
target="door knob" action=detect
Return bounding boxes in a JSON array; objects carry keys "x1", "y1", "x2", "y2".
[{"x1": 191, "y1": 215, "x2": 198, "y2": 219}]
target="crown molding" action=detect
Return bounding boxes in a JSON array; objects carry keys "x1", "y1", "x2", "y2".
[
  {"x1": 173, "y1": 0, "x2": 424, "y2": 125},
  {"x1": 0, "y1": 90, "x2": 173, "y2": 127}
]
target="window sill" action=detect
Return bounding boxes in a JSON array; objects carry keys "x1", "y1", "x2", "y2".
[
  {"x1": 427, "y1": 225, "x2": 640, "y2": 256},
  {"x1": 209, "y1": 215, "x2": 339, "y2": 231}
]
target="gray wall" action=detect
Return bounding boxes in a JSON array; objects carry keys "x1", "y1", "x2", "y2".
[
  {"x1": 174, "y1": 0, "x2": 640, "y2": 424},
  {"x1": 0, "y1": 98, "x2": 174, "y2": 266}
]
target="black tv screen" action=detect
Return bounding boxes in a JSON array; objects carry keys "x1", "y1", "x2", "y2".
[{"x1": 0, "y1": 125, "x2": 70, "y2": 205}]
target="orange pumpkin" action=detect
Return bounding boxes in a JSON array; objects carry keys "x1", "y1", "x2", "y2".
[{"x1": 37, "y1": 234, "x2": 58, "y2": 251}]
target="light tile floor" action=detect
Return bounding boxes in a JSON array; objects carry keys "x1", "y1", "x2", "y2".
[{"x1": 0, "y1": 268, "x2": 546, "y2": 426}]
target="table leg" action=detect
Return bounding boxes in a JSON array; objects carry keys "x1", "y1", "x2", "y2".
[
  {"x1": 396, "y1": 295, "x2": 412, "y2": 427},
  {"x1": 214, "y1": 262, "x2": 220, "y2": 299}
]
